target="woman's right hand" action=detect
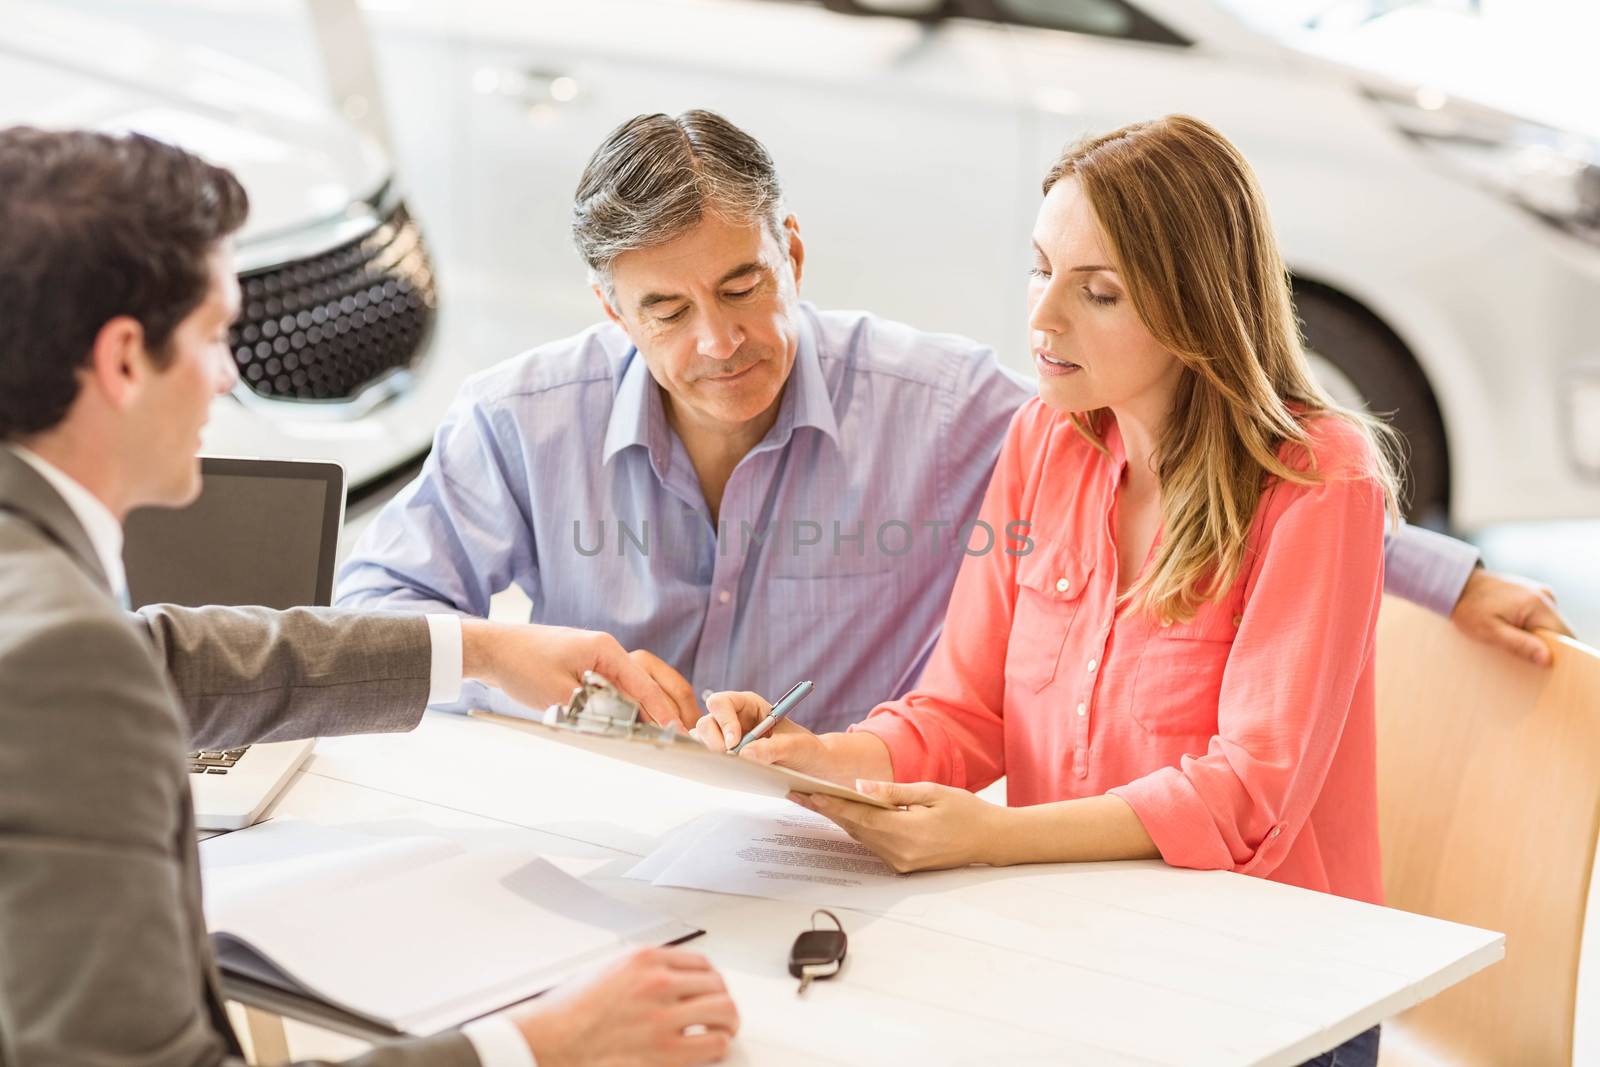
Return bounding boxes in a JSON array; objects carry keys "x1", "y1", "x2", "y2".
[{"x1": 694, "y1": 690, "x2": 838, "y2": 780}]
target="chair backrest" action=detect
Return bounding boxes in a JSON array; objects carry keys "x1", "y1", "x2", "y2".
[{"x1": 1375, "y1": 595, "x2": 1600, "y2": 1065}]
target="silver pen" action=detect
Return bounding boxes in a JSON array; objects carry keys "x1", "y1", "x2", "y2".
[{"x1": 732, "y1": 680, "x2": 814, "y2": 754}]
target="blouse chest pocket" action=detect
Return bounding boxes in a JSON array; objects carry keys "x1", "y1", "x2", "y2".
[
  {"x1": 1005, "y1": 542, "x2": 1094, "y2": 693},
  {"x1": 1129, "y1": 604, "x2": 1241, "y2": 736}
]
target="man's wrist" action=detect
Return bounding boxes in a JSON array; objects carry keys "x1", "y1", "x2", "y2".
[
  {"x1": 509, "y1": 1006, "x2": 568, "y2": 1067},
  {"x1": 460, "y1": 618, "x2": 501, "y2": 688},
  {"x1": 1450, "y1": 560, "x2": 1489, "y2": 615},
  {"x1": 462, "y1": 1014, "x2": 539, "y2": 1067}
]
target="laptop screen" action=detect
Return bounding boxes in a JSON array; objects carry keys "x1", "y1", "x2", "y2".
[{"x1": 123, "y1": 458, "x2": 344, "y2": 611}]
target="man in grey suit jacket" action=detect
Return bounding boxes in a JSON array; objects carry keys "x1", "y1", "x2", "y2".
[{"x1": 0, "y1": 130, "x2": 737, "y2": 1066}]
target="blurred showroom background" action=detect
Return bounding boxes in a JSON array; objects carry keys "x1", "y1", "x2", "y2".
[
  {"x1": 6, "y1": 0, "x2": 1596, "y2": 633},
  {"x1": 3, "y1": 0, "x2": 1598, "y2": 1060}
]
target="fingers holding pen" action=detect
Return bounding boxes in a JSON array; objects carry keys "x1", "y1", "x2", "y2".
[{"x1": 694, "y1": 691, "x2": 771, "y2": 753}]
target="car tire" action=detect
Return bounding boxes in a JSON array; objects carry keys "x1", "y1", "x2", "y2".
[{"x1": 1293, "y1": 283, "x2": 1451, "y2": 526}]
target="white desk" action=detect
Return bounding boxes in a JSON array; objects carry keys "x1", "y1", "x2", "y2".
[{"x1": 245, "y1": 711, "x2": 1503, "y2": 1066}]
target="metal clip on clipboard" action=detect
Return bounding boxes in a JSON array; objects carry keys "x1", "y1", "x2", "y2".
[{"x1": 542, "y1": 671, "x2": 689, "y2": 744}]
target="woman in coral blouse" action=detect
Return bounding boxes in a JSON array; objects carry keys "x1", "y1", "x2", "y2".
[{"x1": 699, "y1": 116, "x2": 1398, "y2": 919}]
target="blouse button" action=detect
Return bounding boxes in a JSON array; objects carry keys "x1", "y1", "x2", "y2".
[
  {"x1": 1075, "y1": 702, "x2": 1087, "y2": 717},
  {"x1": 1232, "y1": 614, "x2": 1243, "y2": 627},
  {"x1": 1055, "y1": 577, "x2": 1071, "y2": 593},
  {"x1": 718, "y1": 590, "x2": 732, "y2": 605},
  {"x1": 1086, "y1": 658, "x2": 1098, "y2": 673},
  {"x1": 1269, "y1": 826, "x2": 1282, "y2": 839}
]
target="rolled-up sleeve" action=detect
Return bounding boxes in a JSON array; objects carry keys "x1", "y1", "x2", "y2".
[{"x1": 1109, "y1": 467, "x2": 1387, "y2": 876}]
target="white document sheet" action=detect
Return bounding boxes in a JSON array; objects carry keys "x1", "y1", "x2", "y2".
[
  {"x1": 633, "y1": 806, "x2": 936, "y2": 917},
  {"x1": 201, "y1": 820, "x2": 699, "y2": 1035}
]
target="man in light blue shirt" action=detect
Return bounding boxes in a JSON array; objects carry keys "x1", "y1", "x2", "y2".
[{"x1": 337, "y1": 110, "x2": 1570, "y2": 731}]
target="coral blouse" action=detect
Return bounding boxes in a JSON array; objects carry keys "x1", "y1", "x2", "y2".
[{"x1": 852, "y1": 398, "x2": 1387, "y2": 903}]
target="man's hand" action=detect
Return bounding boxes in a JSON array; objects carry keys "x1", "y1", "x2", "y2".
[
  {"x1": 510, "y1": 947, "x2": 738, "y2": 1067},
  {"x1": 627, "y1": 648, "x2": 701, "y2": 729},
  {"x1": 461, "y1": 620, "x2": 691, "y2": 726},
  {"x1": 792, "y1": 781, "x2": 1004, "y2": 873},
  {"x1": 1452, "y1": 569, "x2": 1573, "y2": 667}
]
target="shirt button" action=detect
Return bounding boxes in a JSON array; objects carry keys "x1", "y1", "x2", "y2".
[
  {"x1": 1055, "y1": 577, "x2": 1071, "y2": 593},
  {"x1": 1232, "y1": 614, "x2": 1243, "y2": 627},
  {"x1": 1269, "y1": 827, "x2": 1281, "y2": 839},
  {"x1": 1086, "y1": 658, "x2": 1098, "y2": 673},
  {"x1": 718, "y1": 590, "x2": 732, "y2": 605},
  {"x1": 1076, "y1": 702, "x2": 1087, "y2": 717},
  {"x1": 700, "y1": 689, "x2": 715, "y2": 705}
]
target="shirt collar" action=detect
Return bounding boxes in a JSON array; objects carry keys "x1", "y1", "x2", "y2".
[
  {"x1": 601, "y1": 310, "x2": 841, "y2": 471},
  {"x1": 602, "y1": 348, "x2": 671, "y2": 475},
  {"x1": 10, "y1": 445, "x2": 127, "y2": 599},
  {"x1": 783, "y1": 314, "x2": 842, "y2": 448}
]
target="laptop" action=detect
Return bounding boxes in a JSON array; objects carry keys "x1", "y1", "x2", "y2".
[{"x1": 124, "y1": 457, "x2": 345, "y2": 831}]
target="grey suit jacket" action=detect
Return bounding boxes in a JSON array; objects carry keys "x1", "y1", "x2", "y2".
[{"x1": 0, "y1": 447, "x2": 480, "y2": 1067}]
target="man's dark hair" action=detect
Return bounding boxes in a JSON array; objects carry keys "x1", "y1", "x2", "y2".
[{"x1": 0, "y1": 127, "x2": 250, "y2": 439}]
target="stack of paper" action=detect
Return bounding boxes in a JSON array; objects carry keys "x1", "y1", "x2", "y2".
[
  {"x1": 200, "y1": 820, "x2": 700, "y2": 1035},
  {"x1": 627, "y1": 803, "x2": 935, "y2": 917}
]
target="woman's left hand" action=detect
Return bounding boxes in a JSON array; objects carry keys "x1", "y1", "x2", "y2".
[{"x1": 790, "y1": 781, "x2": 1004, "y2": 873}]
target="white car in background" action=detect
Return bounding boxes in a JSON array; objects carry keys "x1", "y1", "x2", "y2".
[
  {"x1": 0, "y1": 2, "x2": 490, "y2": 511},
  {"x1": 28, "y1": 0, "x2": 1600, "y2": 527}
]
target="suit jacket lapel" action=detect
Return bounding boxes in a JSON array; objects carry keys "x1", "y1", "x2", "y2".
[{"x1": 0, "y1": 446, "x2": 113, "y2": 596}]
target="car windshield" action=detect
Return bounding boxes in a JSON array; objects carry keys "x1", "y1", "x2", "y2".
[
  {"x1": 1214, "y1": 0, "x2": 1482, "y2": 35},
  {"x1": 1213, "y1": 0, "x2": 1594, "y2": 136}
]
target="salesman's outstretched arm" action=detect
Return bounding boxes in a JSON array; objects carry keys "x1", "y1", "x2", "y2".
[{"x1": 132, "y1": 605, "x2": 686, "y2": 751}]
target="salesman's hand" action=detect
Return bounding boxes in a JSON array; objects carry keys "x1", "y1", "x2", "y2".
[
  {"x1": 509, "y1": 947, "x2": 738, "y2": 1067},
  {"x1": 792, "y1": 781, "x2": 1002, "y2": 873},
  {"x1": 1451, "y1": 569, "x2": 1573, "y2": 668},
  {"x1": 694, "y1": 690, "x2": 835, "y2": 777},
  {"x1": 460, "y1": 620, "x2": 687, "y2": 727}
]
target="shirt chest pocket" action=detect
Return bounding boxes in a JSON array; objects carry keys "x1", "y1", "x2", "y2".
[
  {"x1": 1129, "y1": 606, "x2": 1240, "y2": 736},
  {"x1": 1005, "y1": 542, "x2": 1094, "y2": 693}
]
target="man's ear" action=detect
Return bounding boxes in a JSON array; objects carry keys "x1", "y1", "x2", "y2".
[
  {"x1": 592, "y1": 284, "x2": 641, "y2": 348},
  {"x1": 783, "y1": 215, "x2": 805, "y2": 291},
  {"x1": 592, "y1": 283, "x2": 624, "y2": 326},
  {"x1": 84, "y1": 316, "x2": 151, "y2": 413}
]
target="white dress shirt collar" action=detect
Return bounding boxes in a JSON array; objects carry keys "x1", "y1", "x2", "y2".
[{"x1": 10, "y1": 445, "x2": 127, "y2": 600}]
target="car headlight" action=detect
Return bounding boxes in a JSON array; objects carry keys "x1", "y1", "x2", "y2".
[{"x1": 1367, "y1": 86, "x2": 1600, "y2": 243}]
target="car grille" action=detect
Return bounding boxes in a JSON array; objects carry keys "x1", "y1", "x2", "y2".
[{"x1": 230, "y1": 203, "x2": 437, "y2": 401}]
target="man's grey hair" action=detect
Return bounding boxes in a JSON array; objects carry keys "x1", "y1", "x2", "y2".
[{"x1": 572, "y1": 110, "x2": 786, "y2": 301}]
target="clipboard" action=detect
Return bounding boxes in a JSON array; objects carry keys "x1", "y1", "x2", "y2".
[{"x1": 468, "y1": 673, "x2": 894, "y2": 810}]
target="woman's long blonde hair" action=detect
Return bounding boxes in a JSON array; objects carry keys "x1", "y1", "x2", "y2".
[{"x1": 1043, "y1": 115, "x2": 1401, "y2": 622}]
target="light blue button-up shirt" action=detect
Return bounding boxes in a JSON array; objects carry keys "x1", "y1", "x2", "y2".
[
  {"x1": 336, "y1": 302, "x2": 1477, "y2": 732},
  {"x1": 336, "y1": 304, "x2": 1031, "y2": 732}
]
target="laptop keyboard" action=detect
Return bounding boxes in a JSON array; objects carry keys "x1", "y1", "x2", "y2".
[{"x1": 189, "y1": 747, "x2": 250, "y2": 775}]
